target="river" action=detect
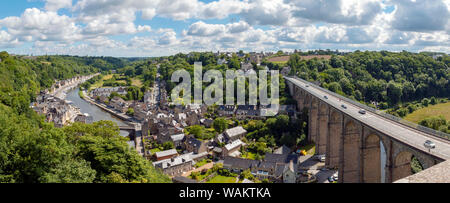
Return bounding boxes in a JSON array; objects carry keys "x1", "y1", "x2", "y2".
[{"x1": 65, "y1": 88, "x2": 135, "y2": 147}]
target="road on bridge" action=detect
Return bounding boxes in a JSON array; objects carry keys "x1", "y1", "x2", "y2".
[{"x1": 286, "y1": 77, "x2": 450, "y2": 160}]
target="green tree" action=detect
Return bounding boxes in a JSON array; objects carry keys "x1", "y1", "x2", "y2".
[
  {"x1": 163, "y1": 142, "x2": 175, "y2": 150},
  {"x1": 213, "y1": 117, "x2": 228, "y2": 133}
]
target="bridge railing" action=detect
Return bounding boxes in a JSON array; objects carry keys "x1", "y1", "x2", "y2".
[{"x1": 289, "y1": 76, "x2": 450, "y2": 140}]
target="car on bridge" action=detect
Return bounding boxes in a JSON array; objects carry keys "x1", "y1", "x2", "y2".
[
  {"x1": 324, "y1": 96, "x2": 328, "y2": 99},
  {"x1": 358, "y1": 109, "x2": 367, "y2": 114},
  {"x1": 424, "y1": 140, "x2": 436, "y2": 149},
  {"x1": 341, "y1": 104, "x2": 347, "y2": 109},
  {"x1": 305, "y1": 85, "x2": 309, "y2": 87}
]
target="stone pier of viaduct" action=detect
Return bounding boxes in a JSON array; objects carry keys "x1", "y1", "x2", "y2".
[{"x1": 286, "y1": 79, "x2": 445, "y2": 183}]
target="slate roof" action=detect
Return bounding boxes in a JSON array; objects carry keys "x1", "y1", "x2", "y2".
[
  {"x1": 155, "y1": 149, "x2": 178, "y2": 158},
  {"x1": 172, "y1": 176, "x2": 198, "y2": 183},
  {"x1": 171, "y1": 134, "x2": 185, "y2": 142},
  {"x1": 224, "y1": 139, "x2": 244, "y2": 151},
  {"x1": 274, "y1": 145, "x2": 291, "y2": 155},
  {"x1": 223, "y1": 156, "x2": 258, "y2": 169},
  {"x1": 153, "y1": 153, "x2": 192, "y2": 169},
  {"x1": 186, "y1": 137, "x2": 203, "y2": 149},
  {"x1": 225, "y1": 126, "x2": 247, "y2": 139},
  {"x1": 264, "y1": 153, "x2": 298, "y2": 164}
]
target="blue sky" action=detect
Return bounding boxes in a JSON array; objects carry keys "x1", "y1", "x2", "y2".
[{"x1": 0, "y1": 0, "x2": 448, "y2": 57}]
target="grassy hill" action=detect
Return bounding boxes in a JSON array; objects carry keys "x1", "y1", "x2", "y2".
[{"x1": 405, "y1": 102, "x2": 450, "y2": 123}]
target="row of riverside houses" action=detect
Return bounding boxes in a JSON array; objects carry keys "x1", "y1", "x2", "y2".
[
  {"x1": 217, "y1": 104, "x2": 297, "y2": 119},
  {"x1": 33, "y1": 92, "x2": 93, "y2": 127},
  {"x1": 33, "y1": 75, "x2": 96, "y2": 127}
]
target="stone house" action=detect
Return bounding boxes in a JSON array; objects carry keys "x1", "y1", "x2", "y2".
[
  {"x1": 218, "y1": 105, "x2": 236, "y2": 117},
  {"x1": 74, "y1": 113, "x2": 93, "y2": 124},
  {"x1": 170, "y1": 133, "x2": 186, "y2": 149},
  {"x1": 222, "y1": 139, "x2": 245, "y2": 157},
  {"x1": 200, "y1": 118, "x2": 214, "y2": 128},
  {"x1": 154, "y1": 149, "x2": 178, "y2": 161},
  {"x1": 185, "y1": 137, "x2": 208, "y2": 154},
  {"x1": 153, "y1": 154, "x2": 193, "y2": 177},
  {"x1": 224, "y1": 126, "x2": 247, "y2": 143},
  {"x1": 235, "y1": 105, "x2": 260, "y2": 120},
  {"x1": 92, "y1": 87, "x2": 127, "y2": 98},
  {"x1": 109, "y1": 96, "x2": 130, "y2": 113},
  {"x1": 223, "y1": 152, "x2": 299, "y2": 183}
]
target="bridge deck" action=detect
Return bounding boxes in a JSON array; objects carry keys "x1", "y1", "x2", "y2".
[{"x1": 286, "y1": 77, "x2": 450, "y2": 160}]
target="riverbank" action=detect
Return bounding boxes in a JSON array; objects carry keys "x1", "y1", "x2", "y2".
[
  {"x1": 66, "y1": 88, "x2": 137, "y2": 148},
  {"x1": 32, "y1": 74, "x2": 100, "y2": 127},
  {"x1": 50, "y1": 73, "x2": 100, "y2": 100},
  {"x1": 79, "y1": 90, "x2": 136, "y2": 125}
]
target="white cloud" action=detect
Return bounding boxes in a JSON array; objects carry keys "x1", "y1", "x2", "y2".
[
  {"x1": 0, "y1": 0, "x2": 448, "y2": 55},
  {"x1": 187, "y1": 21, "x2": 226, "y2": 36},
  {"x1": 159, "y1": 30, "x2": 177, "y2": 45},
  {"x1": 44, "y1": 0, "x2": 72, "y2": 11},
  {"x1": 227, "y1": 21, "x2": 250, "y2": 33},
  {"x1": 390, "y1": 0, "x2": 449, "y2": 32},
  {"x1": 241, "y1": 0, "x2": 292, "y2": 26},
  {"x1": 289, "y1": 0, "x2": 383, "y2": 25},
  {"x1": 0, "y1": 8, "x2": 81, "y2": 43}
]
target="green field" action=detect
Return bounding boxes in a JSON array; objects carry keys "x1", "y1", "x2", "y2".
[
  {"x1": 131, "y1": 77, "x2": 143, "y2": 88},
  {"x1": 89, "y1": 74, "x2": 114, "y2": 90},
  {"x1": 206, "y1": 175, "x2": 237, "y2": 183},
  {"x1": 405, "y1": 102, "x2": 450, "y2": 123}
]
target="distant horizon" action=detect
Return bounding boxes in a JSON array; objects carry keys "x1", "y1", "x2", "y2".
[
  {"x1": 3, "y1": 49, "x2": 448, "y2": 58},
  {"x1": 0, "y1": 0, "x2": 448, "y2": 57}
]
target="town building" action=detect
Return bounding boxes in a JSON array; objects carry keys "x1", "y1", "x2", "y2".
[
  {"x1": 236, "y1": 105, "x2": 260, "y2": 120},
  {"x1": 223, "y1": 152, "x2": 299, "y2": 183},
  {"x1": 223, "y1": 139, "x2": 245, "y2": 157},
  {"x1": 153, "y1": 153, "x2": 193, "y2": 177},
  {"x1": 170, "y1": 133, "x2": 186, "y2": 149},
  {"x1": 109, "y1": 96, "x2": 130, "y2": 113},
  {"x1": 154, "y1": 149, "x2": 178, "y2": 161},
  {"x1": 218, "y1": 105, "x2": 236, "y2": 117},
  {"x1": 91, "y1": 87, "x2": 127, "y2": 98},
  {"x1": 185, "y1": 137, "x2": 208, "y2": 154},
  {"x1": 74, "y1": 113, "x2": 94, "y2": 124},
  {"x1": 224, "y1": 126, "x2": 247, "y2": 143},
  {"x1": 172, "y1": 176, "x2": 198, "y2": 183}
]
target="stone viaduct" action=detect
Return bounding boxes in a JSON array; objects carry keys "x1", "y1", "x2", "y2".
[{"x1": 285, "y1": 77, "x2": 449, "y2": 183}]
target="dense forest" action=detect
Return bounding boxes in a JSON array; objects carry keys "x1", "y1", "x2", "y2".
[
  {"x1": 0, "y1": 52, "x2": 170, "y2": 183},
  {"x1": 287, "y1": 51, "x2": 450, "y2": 108}
]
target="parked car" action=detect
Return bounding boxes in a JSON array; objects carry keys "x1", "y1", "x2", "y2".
[
  {"x1": 424, "y1": 140, "x2": 436, "y2": 149},
  {"x1": 328, "y1": 176, "x2": 335, "y2": 182},
  {"x1": 317, "y1": 155, "x2": 326, "y2": 162},
  {"x1": 333, "y1": 174, "x2": 338, "y2": 182},
  {"x1": 358, "y1": 109, "x2": 366, "y2": 114}
]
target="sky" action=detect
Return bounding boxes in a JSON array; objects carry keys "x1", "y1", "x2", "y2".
[{"x1": 0, "y1": 0, "x2": 448, "y2": 57}]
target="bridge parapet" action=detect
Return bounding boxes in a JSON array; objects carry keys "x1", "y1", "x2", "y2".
[{"x1": 288, "y1": 76, "x2": 450, "y2": 140}]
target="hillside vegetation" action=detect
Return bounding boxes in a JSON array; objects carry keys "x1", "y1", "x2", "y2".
[
  {"x1": 0, "y1": 52, "x2": 170, "y2": 183},
  {"x1": 288, "y1": 51, "x2": 450, "y2": 108},
  {"x1": 405, "y1": 102, "x2": 450, "y2": 123}
]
